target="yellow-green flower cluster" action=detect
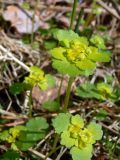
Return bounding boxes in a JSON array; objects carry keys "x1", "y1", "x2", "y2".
[
  {"x1": 52, "y1": 113, "x2": 103, "y2": 159},
  {"x1": 68, "y1": 121, "x2": 94, "y2": 149},
  {"x1": 7, "y1": 128, "x2": 20, "y2": 143},
  {"x1": 61, "y1": 115, "x2": 103, "y2": 150},
  {"x1": 66, "y1": 40, "x2": 88, "y2": 62},
  {"x1": 50, "y1": 30, "x2": 111, "y2": 76},
  {"x1": 24, "y1": 66, "x2": 48, "y2": 90}
]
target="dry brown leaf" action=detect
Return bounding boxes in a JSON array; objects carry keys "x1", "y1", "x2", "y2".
[{"x1": 2, "y1": 5, "x2": 40, "y2": 33}]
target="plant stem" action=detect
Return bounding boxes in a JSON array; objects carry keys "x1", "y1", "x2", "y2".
[
  {"x1": 69, "y1": 0, "x2": 78, "y2": 29},
  {"x1": 83, "y1": 14, "x2": 95, "y2": 28},
  {"x1": 57, "y1": 76, "x2": 64, "y2": 104},
  {"x1": 29, "y1": 90, "x2": 32, "y2": 117},
  {"x1": 74, "y1": 8, "x2": 84, "y2": 33},
  {"x1": 63, "y1": 77, "x2": 74, "y2": 112},
  {"x1": 50, "y1": 77, "x2": 73, "y2": 158},
  {"x1": 44, "y1": 145, "x2": 61, "y2": 160},
  {"x1": 52, "y1": 134, "x2": 60, "y2": 150}
]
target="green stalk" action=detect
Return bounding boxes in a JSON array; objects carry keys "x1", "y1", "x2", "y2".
[
  {"x1": 57, "y1": 76, "x2": 64, "y2": 104},
  {"x1": 70, "y1": 0, "x2": 78, "y2": 29},
  {"x1": 44, "y1": 145, "x2": 61, "y2": 160},
  {"x1": 75, "y1": 8, "x2": 84, "y2": 33},
  {"x1": 63, "y1": 77, "x2": 74, "y2": 112},
  {"x1": 83, "y1": 14, "x2": 95, "y2": 28},
  {"x1": 28, "y1": 90, "x2": 32, "y2": 117}
]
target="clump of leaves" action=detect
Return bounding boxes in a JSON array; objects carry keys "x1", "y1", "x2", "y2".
[
  {"x1": 1, "y1": 150, "x2": 20, "y2": 160},
  {"x1": 0, "y1": 117, "x2": 49, "y2": 151},
  {"x1": 52, "y1": 113, "x2": 103, "y2": 160},
  {"x1": 0, "y1": 126, "x2": 26, "y2": 150},
  {"x1": 16, "y1": 117, "x2": 49, "y2": 151},
  {"x1": 76, "y1": 82, "x2": 117, "y2": 101},
  {"x1": 50, "y1": 29, "x2": 111, "y2": 76}
]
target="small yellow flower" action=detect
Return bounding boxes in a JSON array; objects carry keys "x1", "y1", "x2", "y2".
[
  {"x1": 7, "y1": 136, "x2": 15, "y2": 143},
  {"x1": 9, "y1": 128, "x2": 20, "y2": 139},
  {"x1": 69, "y1": 124, "x2": 81, "y2": 138},
  {"x1": 66, "y1": 40, "x2": 88, "y2": 62},
  {"x1": 79, "y1": 128, "x2": 93, "y2": 144},
  {"x1": 7, "y1": 128, "x2": 20, "y2": 144}
]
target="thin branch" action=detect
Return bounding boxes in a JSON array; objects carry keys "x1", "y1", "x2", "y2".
[
  {"x1": 0, "y1": 45, "x2": 30, "y2": 72},
  {"x1": 29, "y1": 148, "x2": 53, "y2": 160},
  {"x1": 97, "y1": 0, "x2": 120, "y2": 20},
  {"x1": 110, "y1": 0, "x2": 120, "y2": 15},
  {"x1": 55, "y1": 147, "x2": 67, "y2": 160},
  {"x1": 99, "y1": 122, "x2": 119, "y2": 135},
  {"x1": 0, "y1": 108, "x2": 17, "y2": 117},
  {"x1": 35, "y1": 130, "x2": 54, "y2": 149}
]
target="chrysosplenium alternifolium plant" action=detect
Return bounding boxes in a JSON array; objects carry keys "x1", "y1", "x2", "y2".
[
  {"x1": 52, "y1": 113, "x2": 103, "y2": 160},
  {"x1": 10, "y1": 66, "x2": 55, "y2": 95},
  {"x1": 50, "y1": 29, "x2": 111, "y2": 76},
  {"x1": 24, "y1": 66, "x2": 55, "y2": 90}
]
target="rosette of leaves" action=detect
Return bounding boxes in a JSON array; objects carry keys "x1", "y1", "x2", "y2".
[
  {"x1": 50, "y1": 29, "x2": 111, "y2": 76},
  {"x1": 52, "y1": 113, "x2": 103, "y2": 160},
  {"x1": 76, "y1": 82, "x2": 117, "y2": 101},
  {"x1": 10, "y1": 66, "x2": 55, "y2": 95}
]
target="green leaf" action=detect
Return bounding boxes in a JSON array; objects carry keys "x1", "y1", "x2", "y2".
[
  {"x1": 70, "y1": 145, "x2": 93, "y2": 160},
  {"x1": 42, "y1": 100, "x2": 60, "y2": 112},
  {"x1": 76, "y1": 59, "x2": 96, "y2": 70},
  {"x1": 45, "y1": 74, "x2": 55, "y2": 87},
  {"x1": 31, "y1": 42, "x2": 39, "y2": 49},
  {"x1": 0, "y1": 130, "x2": 9, "y2": 141},
  {"x1": 114, "y1": 87, "x2": 120, "y2": 98},
  {"x1": 16, "y1": 138, "x2": 34, "y2": 151},
  {"x1": 76, "y1": 83, "x2": 103, "y2": 100},
  {"x1": 78, "y1": 37, "x2": 89, "y2": 46},
  {"x1": 71, "y1": 115, "x2": 84, "y2": 128},
  {"x1": 90, "y1": 35, "x2": 106, "y2": 49},
  {"x1": 88, "y1": 47, "x2": 110, "y2": 62},
  {"x1": 30, "y1": 66, "x2": 44, "y2": 76},
  {"x1": 104, "y1": 74, "x2": 113, "y2": 83},
  {"x1": 38, "y1": 28, "x2": 49, "y2": 36},
  {"x1": 11, "y1": 143, "x2": 18, "y2": 151},
  {"x1": 22, "y1": 35, "x2": 31, "y2": 44},
  {"x1": 52, "y1": 59, "x2": 82, "y2": 76},
  {"x1": 16, "y1": 117, "x2": 49, "y2": 151},
  {"x1": 53, "y1": 29, "x2": 79, "y2": 47},
  {"x1": 96, "y1": 83, "x2": 113, "y2": 95},
  {"x1": 1, "y1": 150, "x2": 20, "y2": 160},
  {"x1": 26, "y1": 117, "x2": 49, "y2": 131},
  {"x1": 61, "y1": 131, "x2": 75, "y2": 148},
  {"x1": 9, "y1": 83, "x2": 25, "y2": 95},
  {"x1": 96, "y1": 109, "x2": 108, "y2": 120},
  {"x1": 44, "y1": 40, "x2": 57, "y2": 49},
  {"x1": 52, "y1": 113, "x2": 71, "y2": 134},
  {"x1": 87, "y1": 122, "x2": 103, "y2": 141},
  {"x1": 50, "y1": 47, "x2": 66, "y2": 61}
]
